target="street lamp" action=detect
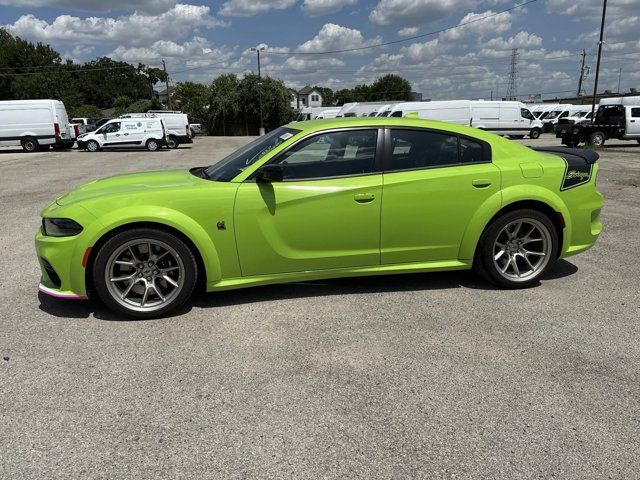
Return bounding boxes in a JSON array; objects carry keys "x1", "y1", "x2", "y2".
[{"x1": 251, "y1": 46, "x2": 266, "y2": 135}]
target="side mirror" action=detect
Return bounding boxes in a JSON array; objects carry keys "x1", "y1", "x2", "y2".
[{"x1": 256, "y1": 164, "x2": 284, "y2": 183}]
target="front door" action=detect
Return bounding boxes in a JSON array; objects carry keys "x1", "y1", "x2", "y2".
[
  {"x1": 102, "y1": 121, "x2": 124, "y2": 147},
  {"x1": 627, "y1": 107, "x2": 640, "y2": 137},
  {"x1": 380, "y1": 128, "x2": 501, "y2": 264},
  {"x1": 234, "y1": 128, "x2": 382, "y2": 277}
]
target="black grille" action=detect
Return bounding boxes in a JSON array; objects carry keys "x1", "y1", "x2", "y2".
[{"x1": 40, "y1": 257, "x2": 61, "y2": 288}]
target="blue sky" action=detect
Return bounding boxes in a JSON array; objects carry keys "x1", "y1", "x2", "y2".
[{"x1": 2, "y1": 0, "x2": 638, "y2": 100}]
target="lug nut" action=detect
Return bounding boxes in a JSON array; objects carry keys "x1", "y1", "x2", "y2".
[{"x1": 146, "y1": 276, "x2": 152, "y2": 281}]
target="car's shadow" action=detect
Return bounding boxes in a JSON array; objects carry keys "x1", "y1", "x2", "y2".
[{"x1": 38, "y1": 260, "x2": 579, "y2": 321}]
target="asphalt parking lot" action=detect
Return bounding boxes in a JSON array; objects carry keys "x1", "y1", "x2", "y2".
[{"x1": 1, "y1": 135, "x2": 639, "y2": 479}]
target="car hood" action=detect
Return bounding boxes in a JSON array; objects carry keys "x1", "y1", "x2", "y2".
[{"x1": 56, "y1": 169, "x2": 201, "y2": 206}]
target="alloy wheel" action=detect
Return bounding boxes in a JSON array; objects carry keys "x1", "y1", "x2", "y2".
[
  {"x1": 105, "y1": 238, "x2": 185, "y2": 313},
  {"x1": 492, "y1": 218, "x2": 552, "y2": 282}
]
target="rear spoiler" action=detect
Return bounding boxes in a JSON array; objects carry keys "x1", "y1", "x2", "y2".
[
  {"x1": 532, "y1": 147, "x2": 598, "y2": 191},
  {"x1": 531, "y1": 146, "x2": 599, "y2": 164}
]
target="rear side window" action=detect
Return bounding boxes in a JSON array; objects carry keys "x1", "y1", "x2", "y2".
[
  {"x1": 632, "y1": 108, "x2": 640, "y2": 118},
  {"x1": 387, "y1": 129, "x2": 486, "y2": 171}
]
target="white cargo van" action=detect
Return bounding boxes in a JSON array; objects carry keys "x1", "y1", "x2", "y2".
[
  {"x1": 0, "y1": 99, "x2": 73, "y2": 152},
  {"x1": 77, "y1": 118, "x2": 168, "y2": 152},
  {"x1": 121, "y1": 111, "x2": 191, "y2": 149},
  {"x1": 387, "y1": 100, "x2": 543, "y2": 139},
  {"x1": 337, "y1": 102, "x2": 398, "y2": 117}
]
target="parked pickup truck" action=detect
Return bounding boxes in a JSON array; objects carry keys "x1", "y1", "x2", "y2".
[{"x1": 555, "y1": 96, "x2": 640, "y2": 146}]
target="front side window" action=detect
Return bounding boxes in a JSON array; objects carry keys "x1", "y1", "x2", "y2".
[
  {"x1": 521, "y1": 108, "x2": 534, "y2": 120},
  {"x1": 204, "y1": 127, "x2": 300, "y2": 182},
  {"x1": 103, "y1": 122, "x2": 121, "y2": 133},
  {"x1": 631, "y1": 108, "x2": 640, "y2": 118},
  {"x1": 272, "y1": 129, "x2": 378, "y2": 180},
  {"x1": 390, "y1": 111, "x2": 403, "y2": 117},
  {"x1": 388, "y1": 129, "x2": 459, "y2": 171}
]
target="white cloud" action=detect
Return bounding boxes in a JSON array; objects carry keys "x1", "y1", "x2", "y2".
[
  {"x1": 369, "y1": 0, "x2": 473, "y2": 27},
  {"x1": 0, "y1": 0, "x2": 177, "y2": 13},
  {"x1": 302, "y1": 0, "x2": 357, "y2": 17},
  {"x1": 296, "y1": 23, "x2": 382, "y2": 54},
  {"x1": 109, "y1": 37, "x2": 233, "y2": 66},
  {"x1": 398, "y1": 27, "x2": 419, "y2": 37},
  {"x1": 484, "y1": 31, "x2": 543, "y2": 51},
  {"x1": 439, "y1": 10, "x2": 513, "y2": 42},
  {"x1": 4, "y1": 4, "x2": 227, "y2": 47},
  {"x1": 219, "y1": 0, "x2": 297, "y2": 16}
]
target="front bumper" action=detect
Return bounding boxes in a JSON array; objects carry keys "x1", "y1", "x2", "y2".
[{"x1": 38, "y1": 283, "x2": 87, "y2": 300}]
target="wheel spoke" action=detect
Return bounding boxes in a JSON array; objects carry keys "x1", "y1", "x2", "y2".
[
  {"x1": 163, "y1": 275, "x2": 179, "y2": 288},
  {"x1": 121, "y1": 279, "x2": 137, "y2": 299},
  {"x1": 494, "y1": 249, "x2": 506, "y2": 261},
  {"x1": 128, "y1": 246, "x2": 140, "y2": 262},
  {"x1": 523, "y1": 237, "x2": 543, "y2": 244},
  {"x1": 501, "y1": 256, "x2": 511, "y2": 273},
  {"x1": 140, "y1": 285, "x2": 150, "y2": 307},
  {"x1": 523, "y1": 249, "x2": 545, "y2": 256},
  {"x1": 110, "y1": 274, "x2": 135, "y2": 283},
  {"x1": 114, "y1": 260, "x2": 134, "y2": 266},
  {"x1": 151, "y1": 281, "x2": 165, "y2": 302},
  {"x1": 510, "y1": 221, "x2": 522, "y2": 238},
  {"x1": 512, "y1": 257, "x2": 521, "y2": 277},
  {"x1": 161, "y1": 266, "x2": 180, "y2": 273},
  {"x1": 521, "y1": 253, "x2": 536, "y2": 271},
  {"x1": 156, "y1": 251, "x2": 170, "y2": 262}
]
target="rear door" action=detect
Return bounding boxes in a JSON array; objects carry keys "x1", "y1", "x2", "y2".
[{"x1": 380, "y1": 128, "x2": 501, "y2": 264}]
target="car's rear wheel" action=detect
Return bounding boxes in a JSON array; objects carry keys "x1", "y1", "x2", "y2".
[
  {"x1": 167, "y1": 136, "x2": 179, "y2": 149},
  {"x1": 86, "y1": 140, "x2": 100, "y2": 152},
  {"x1": 146, "y1": 139, "x2": 160, "y2": 151},
  {"x1": 589, "y1": 131, "x2": 605, "y2": 146},
  {"x1": 92, "y1": 228, "x2": 197, "y2": 319},
  {"x1": 475, "y1": 209, "x2": 558, "y2": 288},
  {"x1": 22, "y1": 137, "x2": 39, "y2": 152}
]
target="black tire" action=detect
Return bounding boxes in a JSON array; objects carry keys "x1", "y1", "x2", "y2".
[
  {"x1": 146, "y1": 138, "x2": 160, "y2": 151},
  {"x1": 40, "y1": 144, "x2": 51, "y2": 151},
  {"x1": 92, "y1": 228, "x2": 198, "y2": 319},
  {"x1": 636, "y1": 139, "x2": 640, "y2": 145},
  {"x1": 21, "y1": 137, "x2": 39, "y2": 152},
  {"x1": 589, "y1": 131, "x2": 605, "y2": 147},
  {"x1": 511, "y1": 135, "x2": 525, "y2": 139},
  {"x1": 474, "y1": 209, "x2": 558, "y2": 289},
  {"x1": 86, "y1": 140, "x2": 100, "y2": 152},
  {"x1": 529, "y1": 128, "x2": 541, "y2": 139},
  {"x1": 167, "y1": 136, "x2": 179, "y2": 149}
]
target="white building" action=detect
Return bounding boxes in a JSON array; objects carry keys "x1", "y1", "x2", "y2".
[{"x1": 289, "y1": 86, "x2": 323, "y2": 110}]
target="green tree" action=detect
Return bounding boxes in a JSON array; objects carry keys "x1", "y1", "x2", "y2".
[
  {"x1": 313, "y1": 86, "x2": 335, "y2": 106},
  {"x1": 209, "y1": 73, "x2": 241, "y2": 135},
  {"x1": 370, "y1": 74, "x2": 412, "y2": 101},
  {"x1": 69, "y1": 104, "x2": 103, "y2": 118},
  {"x1": 173, "y1": 81, "x2": 210, "y2": 125}
]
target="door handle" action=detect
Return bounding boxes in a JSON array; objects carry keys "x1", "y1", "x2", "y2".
[
  {"x1": 115, "y1": 134, "x2": 120, "y2": 136},
  {"x1": 124, "y1": 133, "x2": 129, "y2": 136},
  {"x1": 354, "y1": 193, "x2": 375, "y2": 203},
  {"x1": 472, "y1": 179, "x2": 492, "y2": 188},
  {"x1": 631, "y1": 120, "x2": 636, "y2": 123}
]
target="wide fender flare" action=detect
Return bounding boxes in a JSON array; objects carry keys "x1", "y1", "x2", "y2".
[
  {"x1": 85, "y1": 207, "x2": 222, "y2": 281},
  {"x1": 458, "y1": 185, "x2": 572, "y2": 260}
]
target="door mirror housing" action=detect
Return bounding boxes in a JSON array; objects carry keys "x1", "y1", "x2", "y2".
[{"x1": 256, "y1": 164, "x2": 284, "y2": 183}]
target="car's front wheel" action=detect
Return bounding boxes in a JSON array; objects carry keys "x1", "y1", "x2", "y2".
[
  {"x1": 92, "y1": 228, "x2": 197, "y2": 319},
  {"x1": 86, "y1": 140, "x2": 100, "y2": 152},
  {"x1": 475, "y1": 209, "x2": 558, "y2": 288},
  {"x1": 529, "y1": 128, "x2": 541, "y2": 139}
]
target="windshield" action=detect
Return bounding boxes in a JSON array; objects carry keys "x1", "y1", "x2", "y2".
[
  {"x1": 203, "y1": 127, "x2": 300, "y2": 182},
  {"x1": 546, "y1": 110, "x2": 562, "y2": 119}
]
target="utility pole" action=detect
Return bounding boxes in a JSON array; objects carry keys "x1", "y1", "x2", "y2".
[
  {"x1": 250, "y1": 46, "x2": 266, "y2": 135},
  {"x1": 506, "y1": 48, "x2": 519, "y2": 101},
  {"x1": 617, "y1": 67, "x2": 622, "y2": 93},
  {"x1": 577, "y1": 49, "x2": 587, "y2": 96},
  {"x1": 162, "y1": 59, "x2": 171, "y2": 110},
  {"x1": 591, "y1": 0, "x2": 607, "y2": 124}
]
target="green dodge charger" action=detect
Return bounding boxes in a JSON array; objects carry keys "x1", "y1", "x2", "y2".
[{"x1": 36, "y1": 118, "x2": 603, "y2": 318}]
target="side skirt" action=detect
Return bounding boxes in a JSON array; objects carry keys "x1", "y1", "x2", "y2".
[{"x1": 206, "y1": 259, "x2": 472, "y2": 292}]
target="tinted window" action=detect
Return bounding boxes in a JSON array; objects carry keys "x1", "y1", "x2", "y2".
[
  {"x1": 274, "y1": 129, "x2": 377, "y2": 180},
  {"x1": 390, "y1": 111, "x2": 403, "y2": 117},
  {"x1": 459, "y1": 137, "x2": 483, "y2": 164},
  {"x1": 521, "y1": 108, "x2": 534, "y2": 120},
  {"x1": 103, "y1": 122, "x2": 121, "y2": 133},
  {"x1": 632, "y1": 108, "x2": 640, "y2": 118},
  {"x1": 389, "y1": 130, "x2": 459, "y2": 170}
]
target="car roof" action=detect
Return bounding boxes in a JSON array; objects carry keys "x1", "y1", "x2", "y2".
[{"x1": 286, "y1": 117, "x2": 496, "y2": 141}]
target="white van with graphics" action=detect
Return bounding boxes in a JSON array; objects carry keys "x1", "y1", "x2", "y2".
[
  {"x1": 0, "y1": 99, "x2": 74, "y2": 152},
  {"x1": 77, "y1": 118, "x2": 168, "y2": 152},
  {"x1": 121, "y1": 111, "x2": 191, "y2": 149},
  {"x1": 386, "y1": 100, "x2": 543, "y2": 139}
]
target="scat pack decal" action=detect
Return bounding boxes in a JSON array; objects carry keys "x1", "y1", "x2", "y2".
[{"x1": 561, "y1": 158, "x2": 593, "y2": 190}]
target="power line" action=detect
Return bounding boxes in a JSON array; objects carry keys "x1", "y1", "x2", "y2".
[{"x1": 265, "y1": 0, "x2": 539, "y2": 56}]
